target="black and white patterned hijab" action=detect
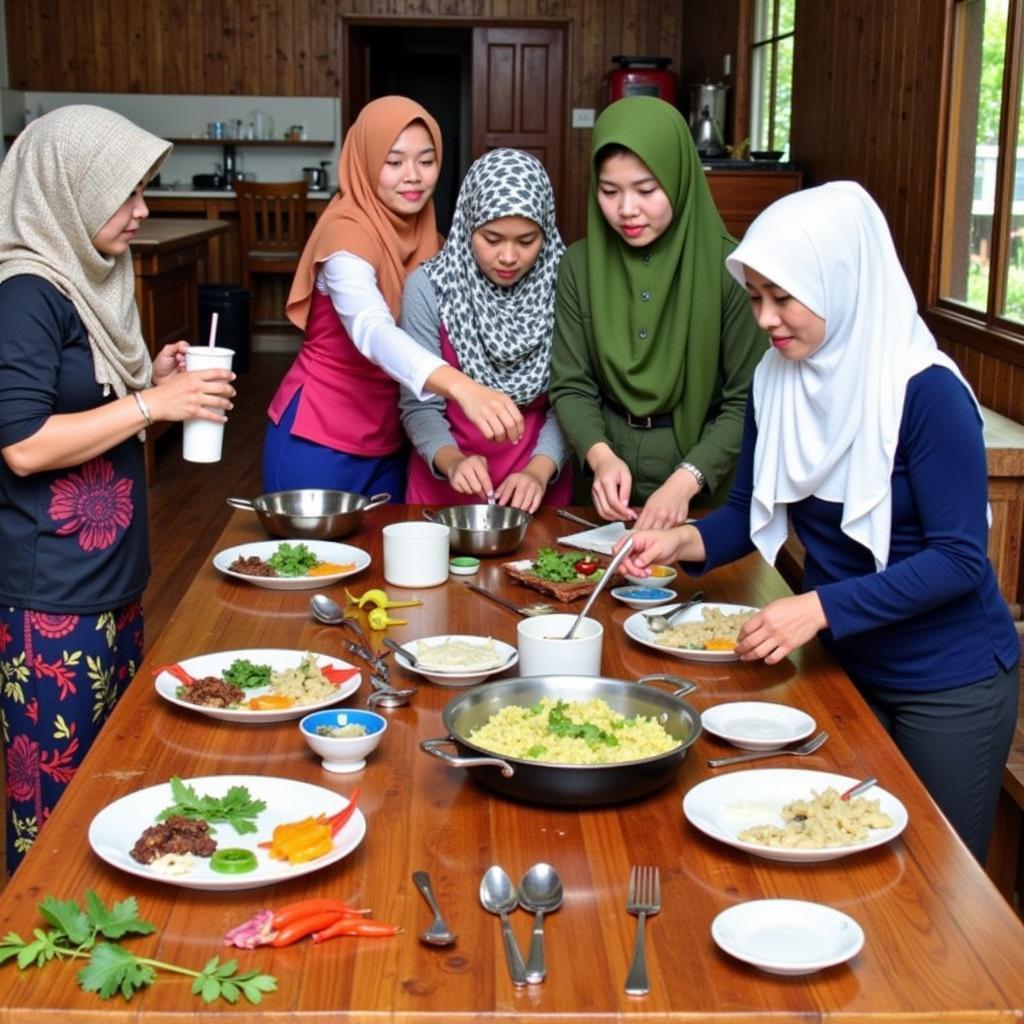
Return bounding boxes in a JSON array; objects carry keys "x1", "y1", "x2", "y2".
[{"x1": 421, "y1": 148, "x2": 565, "y2": 406}]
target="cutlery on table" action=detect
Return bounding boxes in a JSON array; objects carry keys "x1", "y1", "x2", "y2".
[
  {"x1": 518, "y1": 863, "x2": 563, "y2": 984},
  {"x1": 555, "y1": 509, "x2": 605, "y2": 530},
  {"x1": 412, "y1": 870, "x2": 457, "y2": 947},
  {"x1": 479, "y1": 866, "x2": 528, "y2": 987},
  {"x1": 461, "y1": 581, "x2": 554, "y2": 617},
  {"x1": 642, "y1": 590, "x2": 706, "y2": 634},
  {"x1": 706, "y1": 730, "x2": 829, "y2": 768},
  {"x1": 841, "y1": 777, "x2": 878, "y2": 801},
  {"x1": 624, "y1": 865, "x2": 660, "y2": 996},
  {"x1": 382, "y1": 636, "x2": 419, "y2": 666},
  {"x1": 562, "y1": 536, "x2": 634, "y2": 639}
]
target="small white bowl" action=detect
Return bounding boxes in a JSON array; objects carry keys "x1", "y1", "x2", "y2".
[
  {"x1": 624, "y1": 564, "x2": 678, "y2": 588},
  {"x1": 711, "y1": 899, "x2": 864, "y2": 975},
  {"x1": 393, "y1": 635, "x2": 518, "y2": 687},
  {"x1": 299, "y1": 709, "x2": 387, "y2": 773},
  {"x1": 701, "y1": 701, "x2": 816, "y2": 751},
  {"x1": 610, "y1": 585, "x2": 677, "y2": 609}
]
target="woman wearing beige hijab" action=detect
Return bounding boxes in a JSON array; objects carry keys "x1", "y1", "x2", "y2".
[
  {"x1": 264, "y1": 95, "x2": 524, "y2": 498},
  {"x1": 0, "y1": 105, "x2": 236, "y2": 873}
]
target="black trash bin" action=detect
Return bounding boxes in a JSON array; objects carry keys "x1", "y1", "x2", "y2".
[{"x1": 197, "y1": 284, "x2": 251, "y2": 373}]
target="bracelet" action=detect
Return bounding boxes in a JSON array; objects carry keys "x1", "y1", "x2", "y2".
[
  {"x1": 132, "y1": 390, "x2": 153, "y2": 426},
  {"x1": 675, "y1": 461, "x2": 706, "y2": 493}
]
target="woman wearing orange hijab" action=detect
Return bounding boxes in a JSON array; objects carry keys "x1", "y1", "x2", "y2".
[{"x1": 265, "y1": 96, "x2": 523, "y2": 497}]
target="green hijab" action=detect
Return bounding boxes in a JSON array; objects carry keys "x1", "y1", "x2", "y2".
[{"x1": 586, "y1": 96, "x2": 732, "y2": 451}]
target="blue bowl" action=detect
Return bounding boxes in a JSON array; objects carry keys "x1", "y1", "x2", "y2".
[
  {"x1": 610, "y1": 585, "x2": 677, "y2": 609},
  {"x1": 299, "y1": 709, "x2": 387, "y2": 773}
]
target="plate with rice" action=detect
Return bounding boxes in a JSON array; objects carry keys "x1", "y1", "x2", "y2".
[
  {"x1": 683, "y1": 768, "x2": 908, "y2": 863},
  {"x1": 154, "y1": 649, "x2": 362, "y2": 723},
  {"x1": 392, "y1": 635, "x2": 518, "y2": 686},
  {"x1": 623, "y1": 602, "x2": 759, "y2": 662}
]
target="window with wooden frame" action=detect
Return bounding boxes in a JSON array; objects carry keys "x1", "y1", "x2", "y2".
[
  {"x1": 939, "y1": 0, "x2": 1024, "y2": 337},
  {"x1": 749, "y1": 0, "x2": 795, "y2": 157}
]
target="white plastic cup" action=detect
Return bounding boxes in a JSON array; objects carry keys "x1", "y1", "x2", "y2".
[
  {"x1": 182, "y1": 345, "x2": 234, "y2": 464},
  {"x1": 383, "y1": 521, "x2": 450, "y2": 588},
  {"x1": 516, "y1": 614, "x2": 604, "y2": 676}
]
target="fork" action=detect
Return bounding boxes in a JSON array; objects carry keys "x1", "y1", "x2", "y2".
[
  {"x1": 706, "y1": 729, "x2": 829, "y2": 768},
  {"x1": 624, "y1": 865, "x2": 660, "y2": 996}
]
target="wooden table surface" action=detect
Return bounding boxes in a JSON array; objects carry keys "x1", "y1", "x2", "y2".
[{"x1": 1, "y1": 507, "x2": 1023, "y2": 1022}]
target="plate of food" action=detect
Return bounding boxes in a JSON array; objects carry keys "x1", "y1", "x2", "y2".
[
  {"x1": 392, "y1": 634, "x2": 518, "y2": 686},
  {"x1": 503, "y1": 548, "x2": 614, "y2": 603},
  {"x1": 701, "y1": 701, "x2": 816, "y2": 751},
  {"x1": 213, "y1": 540, "x2": 370, "y2": 590},
  {"x1": 623, "y1": 601, "x2": 758, "y2": 661},
  {"x1": 682, "y1": 768, "x2": 908, "y2": 863},
  {"x1": 154, "y1": 649, "x2": 362, "y2": 722},
  {"x1": 88, "y1": 774, "x2": 366, "y2": 891}
]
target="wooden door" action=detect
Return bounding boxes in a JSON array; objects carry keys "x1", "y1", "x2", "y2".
[{"x1": 471, "y1": 26, "x2": 566, "y2": 224}]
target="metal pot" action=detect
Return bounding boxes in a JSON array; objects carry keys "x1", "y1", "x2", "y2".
[
  {"x1": 302, "y1": 165, "x2": 327, "y2": 191},
  {"x1": 421, "y1": 674, "x2": 701, "y2": 806},
  {"x1": 422, "y1": 504, "x2": 531, "y2": 556},
  {"x1": 226, "y1": 489, "x2": 390, "y2": 540}
]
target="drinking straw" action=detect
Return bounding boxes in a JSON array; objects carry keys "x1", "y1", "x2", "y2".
[{"x1": 207, "y1": 311, "x2": 219, "y2": 347}]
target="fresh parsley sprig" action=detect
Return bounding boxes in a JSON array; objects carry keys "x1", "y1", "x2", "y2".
[
  {"x1": 156, "y1": 776, "x2": 266, "y2": 835},
  {"x1": 0, "y1": 891, "x2": 277, "y2": 1005}
]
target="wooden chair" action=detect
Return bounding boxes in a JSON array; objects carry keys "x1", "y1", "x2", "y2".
[{"x1": 234, "y1": 180, "x2": 309, "y2": 324}]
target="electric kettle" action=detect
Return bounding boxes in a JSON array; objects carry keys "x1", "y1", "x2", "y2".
[
  {"x1": 302, "y1": 163, "x2": 329, "y2": 191},
  {"x1": 693, "y1": 105, "x2": 726, "y2": 158}
]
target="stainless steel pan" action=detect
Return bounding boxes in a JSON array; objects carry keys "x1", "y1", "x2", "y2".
[
  {"x1": 423, "y1": 504, "x2": 531, "y2": 556},
  {"x1": 226, "y1": 489, "x2": 389, "y2": 540}
]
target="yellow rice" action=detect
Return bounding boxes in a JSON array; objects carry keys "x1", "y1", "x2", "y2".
[{"x1": 657, "y1": 606, "x2": 755, "y2": 650}]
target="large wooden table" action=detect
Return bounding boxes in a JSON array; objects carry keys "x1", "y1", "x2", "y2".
[{"x1": 1, "y1": 507, "x2": 1023, "y2": 1021}]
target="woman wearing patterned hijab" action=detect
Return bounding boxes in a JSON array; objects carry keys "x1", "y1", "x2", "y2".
[{"x1": 399, "y1": 149, "x2": 571, "y2": 511}]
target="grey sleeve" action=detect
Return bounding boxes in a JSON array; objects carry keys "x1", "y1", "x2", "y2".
[
  {"x1": 532, "y1": 404, "x2": 569, "y2": 474},
  {"x1": 398, "y1": 268, "x2": 458, "y2": 474}
]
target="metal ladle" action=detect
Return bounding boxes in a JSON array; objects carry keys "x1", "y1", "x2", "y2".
[{"x1": 562, "y1": 536, "x2": 634, "y2": 639}]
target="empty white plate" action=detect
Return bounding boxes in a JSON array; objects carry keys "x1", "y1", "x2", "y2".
[
  {"x1": 701, "y1": 701, "x2": 816, "y2": 751},
  {"x1": 711, "y1": 899, "x2": 865, "y2": 975}
]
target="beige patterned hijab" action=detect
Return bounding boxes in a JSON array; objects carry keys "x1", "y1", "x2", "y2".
[{"x1": 0, "y1": 105, "x2": 171, "y2": 396}]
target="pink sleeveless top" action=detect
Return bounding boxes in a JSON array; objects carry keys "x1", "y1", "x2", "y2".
[
  {"x1": 406, "y1": 325, "x2": 573, "y2": 506},
  {"x1": 267, "y1": 288, "x2": 403, "y2": 456}
]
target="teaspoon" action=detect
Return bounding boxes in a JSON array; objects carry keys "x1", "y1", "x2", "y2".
[
  {"x1": 479, "y1": 866, "x2": 527, "y2": 987},
  {"x1": 412, "y1": 870, "x2": 457, "y2": 947},
  {"x1": 642, "y1": 590, "x2": 705, "y2": 634},
  {"x1": 518, "y1": 863, "x2": 563, "y2": 984}
]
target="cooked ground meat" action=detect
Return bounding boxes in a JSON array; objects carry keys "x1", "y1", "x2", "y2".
[
  {"x1": 130, "y1": 816, "x2": 217, "y2": 864},
  {"x1": 229, "y1": 555, "x2": 278, "y2": 577},
  {"x1": 181, "y1": 676, "x2": 245, "y2": 708}
]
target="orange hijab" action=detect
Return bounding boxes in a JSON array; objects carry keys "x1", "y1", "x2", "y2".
[{"x1": 286, "y1": 96, "x2": 443, "y2": 328}]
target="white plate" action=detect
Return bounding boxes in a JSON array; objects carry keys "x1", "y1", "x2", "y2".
[
  {"x1": 701, "y1": 701, "x2": 816, "y2": 751},
  {"x1": 683, "y1": 768, "x2": 908, "y2": 863},
  {"x1": 88, "y1": 775, "x2": 366, "y2": 891},
  {"x1": 623, "y1": 602, "x2": 758, "y2": 662},
  {"x1": 393, "y1": 635, "x2": 518, "y2": 686},
  {"x1": 611, "y1": 586, "x2": 678, "y2": 609},
  {"x1": 154, "y1": 649, "x2": 361, "y2": 723},
  {"x1": 712, "y1": 899, "x2": 865, "y2": 975},
  {"x1": 213, "y1": 540, "x2": 370, "y2": 590}
]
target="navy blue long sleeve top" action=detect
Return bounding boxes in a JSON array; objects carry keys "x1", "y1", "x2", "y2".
[{"x1": 691, "y1": 366, "x2": 1020, "y2": 691}]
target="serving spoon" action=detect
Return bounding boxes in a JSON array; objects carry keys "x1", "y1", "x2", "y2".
[
  {"x1": 562, "y1": 536, "x2": 634, "y2": 639},
  {"x1": 643, "y1": 590, "x2": 706, "y2": 634},
  {"x1": 461, "y1": 581, "x2": 554, "y2": 617},
  {"x1": 519, "y1": 863, "x2": 563, "y2": 984},
  {"x1": 480, "y1": 866, "x2": 527, "y2": 987}
]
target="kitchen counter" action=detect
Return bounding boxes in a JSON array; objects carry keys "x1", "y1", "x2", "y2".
[{"x1": 0, "y1": 506, "x2": 1021, "y2": 1020}]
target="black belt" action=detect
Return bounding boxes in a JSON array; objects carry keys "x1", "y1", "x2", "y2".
[{"x1": 603, "y1": 398, "x2": 674, "y2": 430}]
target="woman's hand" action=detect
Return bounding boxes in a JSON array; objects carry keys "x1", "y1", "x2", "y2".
[
  {"x1": 447, "y1": 453, "x2": 494, "y2": 501},
  {"x1": 615, "y1": 524, "x2": 704, "y2": 576},
  {"x1": 734, "y1": 592, "x2": 828, "y2": 665},
  {"x1": 446, "y1": 377, "x2": 525, "y2": 444},
  {"x1": 588, "y1": 445, "x2": 635, "y2": 522},
  {"x1": 634, "y1": 467, "x2": 701, "y2": 530},
  {"x1": 151, "y1": 341, "x2": 189, "y2": 387},
  {"x1": 145, "y1": 368, "x2": 236, "y2": 424},
  {"x1": 495, "y1": 470, "x2": 545, "y2": 513}
]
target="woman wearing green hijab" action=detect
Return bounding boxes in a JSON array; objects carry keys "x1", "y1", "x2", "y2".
[{"x1": 549, "y1": 96, "x2": 765, "y2": 528}]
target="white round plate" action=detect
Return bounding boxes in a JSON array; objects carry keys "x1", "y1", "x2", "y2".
[
  {"x1": 624, "y1": 565, "x2": 678, "y2": 588},
  {"x1": 611, "y1": 586, "x2": 677, "y2": 609},
  {"x1": 701, "y1": 701, "x2": 816, "y2": 751},
  {"x1": 154, "y1": 649, "x2": 361, "y2": 723},
  {"x1": 88, "y1": 775, "x2": 366, "y2": 891},
  {"x1": 682, "y1": 768, "x2": 908, "y2": 863},
  {"x1": 712, "y1": 899, "x2": 864, "y2": 975},
  {"x1": 623, "y1": 602, "x2": 758, "y2": 662},
  {"x1": 393, "y1": 635, "x2": 518, "y2": 686},
  {"x1": 213, "y1": 540, "x2": 370, "y2": 590}
]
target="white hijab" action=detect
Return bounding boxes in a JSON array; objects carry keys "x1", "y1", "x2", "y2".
[{"x1": 725, "y1": 181, "x2": 980, "y2": 571}]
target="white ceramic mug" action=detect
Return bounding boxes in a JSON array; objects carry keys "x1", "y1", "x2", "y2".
[
  {"x1": 182, "y1": 345, "x2": 234, "y2": 463},
  {"x1": 383, "y1": 522, "x2": 450, "y2": 588},
  {"x1": 516, "y1": 614, "x2": 604, "y2": 676}
]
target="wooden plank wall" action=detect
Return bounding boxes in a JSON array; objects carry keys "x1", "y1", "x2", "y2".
[{"x1": 5, "y1": 0, "x2": 684, "y2": 244}]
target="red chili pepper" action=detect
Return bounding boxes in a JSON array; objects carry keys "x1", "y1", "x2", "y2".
[
  {"x1": 273, "y1": 898, "x2": 366, "y2": 930},
  {"x1": 270, "y1": 911, "x2": 347, "y2": 947},
  {"x1": 328, "y1": 788, "x2": 361, "y2": 837},
  {"x1": 312, "y1": 917, "x2": 400, "y2": 943},
  {"x1": 152, "y1": 663, "x2": 196, "y2": 686},
  {"x1": 321, "y1": 665, "x2": 360, "y2": 687}
]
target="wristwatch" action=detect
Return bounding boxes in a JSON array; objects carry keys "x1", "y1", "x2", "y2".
[{"x1": 675, "y1": 461, "x2": 706, "y2": 493}]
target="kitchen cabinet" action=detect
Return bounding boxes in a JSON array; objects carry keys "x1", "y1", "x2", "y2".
[{"x1": 704, "y1": 167, "x2": 804, "y2": 236}]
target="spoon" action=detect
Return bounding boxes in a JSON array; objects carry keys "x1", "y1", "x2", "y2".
[
  {"x1": 462, "y1": 581, "x2": 554, "y2": 617},
  {"x1": 311, "y1": 594, "x2": 371, "y2": 644},
  {"x1": 367, "y1": 685, "x2": 416, "y2": 709},
  {"x1": 563, "y1": 536, "x2": 634, "y2": 639},
  {"x1": 412, "y1": 870, "x2": 457, "y2": 947},
  {"x1": 642, "y1": 590, "x2": 706, "y2": 634},
  {"x1": 706, "y1": 729, "x2": 829, "y2": 768},
  {"x1": 840, "y1": 777, "x2": 878, "y2": 801},
  {"x1": 381, "y1": 636, "x2": 419, "y2": 666},
  {"x1": 479, "y1": 866, "x2": 527, "y2": 987},
  {"x1": 518, "y1": 863, "x2": 563, "y2": 984}
]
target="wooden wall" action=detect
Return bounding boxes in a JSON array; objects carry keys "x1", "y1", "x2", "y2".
[{"x1": 4, "y1": 0, "x2": 685, "y2": 244}]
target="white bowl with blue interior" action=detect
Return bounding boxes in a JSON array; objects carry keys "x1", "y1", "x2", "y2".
[
  {"x1": 610, "y1": 585, "x2": 678, "y2": 609},
  {"x1": 299, "y1": 709, "x2": 387, "y2": 774}
]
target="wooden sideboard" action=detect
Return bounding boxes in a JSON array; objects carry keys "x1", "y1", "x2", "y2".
[{"x1": 705, "y1": 168, "x2": 803, "y2": 237}]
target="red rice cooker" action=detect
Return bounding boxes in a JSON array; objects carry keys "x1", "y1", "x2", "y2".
[{"x1": 606, "y1": 55, "x2": 679, "y2": 106}]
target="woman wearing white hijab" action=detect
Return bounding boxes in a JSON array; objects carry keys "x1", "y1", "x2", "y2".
[
  {"x1": 620, "y1": 181, "x2": 1020, "y2": 861},
  {"x1": 0, "y1": 105, "x2": 236, "y2": 872}
]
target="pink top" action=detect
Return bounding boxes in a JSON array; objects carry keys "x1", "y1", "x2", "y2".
[
  {"x1": 267, "y1": 289, "x2": 403, "y2": 456},
  {"x1": 406, "y1": 325, "x2": 573, "y2": 506}
]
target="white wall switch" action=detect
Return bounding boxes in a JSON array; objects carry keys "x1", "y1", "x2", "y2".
[{"x1": 572, "y1": 108, "x2": 596, "y2": 128}]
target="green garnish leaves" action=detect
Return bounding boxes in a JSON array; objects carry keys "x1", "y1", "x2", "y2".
[
  {"x1": 222, "y1": 658, "x2": 272, "y2": 689},
  {"x1": 532, "y1": 548, "x2": 589, "y2": 582},
  {"x1": 38, "y1": 895, "x2": 92, "y2": 945},
  {"x1": 546, "y1": 700, "x2": 620, "y2": 748},
  {"x1": 525, "y1": 744, "x2": 547, "y2": 759},
  {"x1": 191, "y1": 957, "x2": 278, "y2": 1006},
  {"x1": 267, "y1": 542, "x2": 319, "y2": 577},
  {"x1": 83, "y1": 892, "x2": 155, "y2": 940},
  {"x1": 157, "y1": 777, "x2": 266, "y2": 835},
  {"x1": 79, "y1": 942, "x2": 156, "y2": 1000}
]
